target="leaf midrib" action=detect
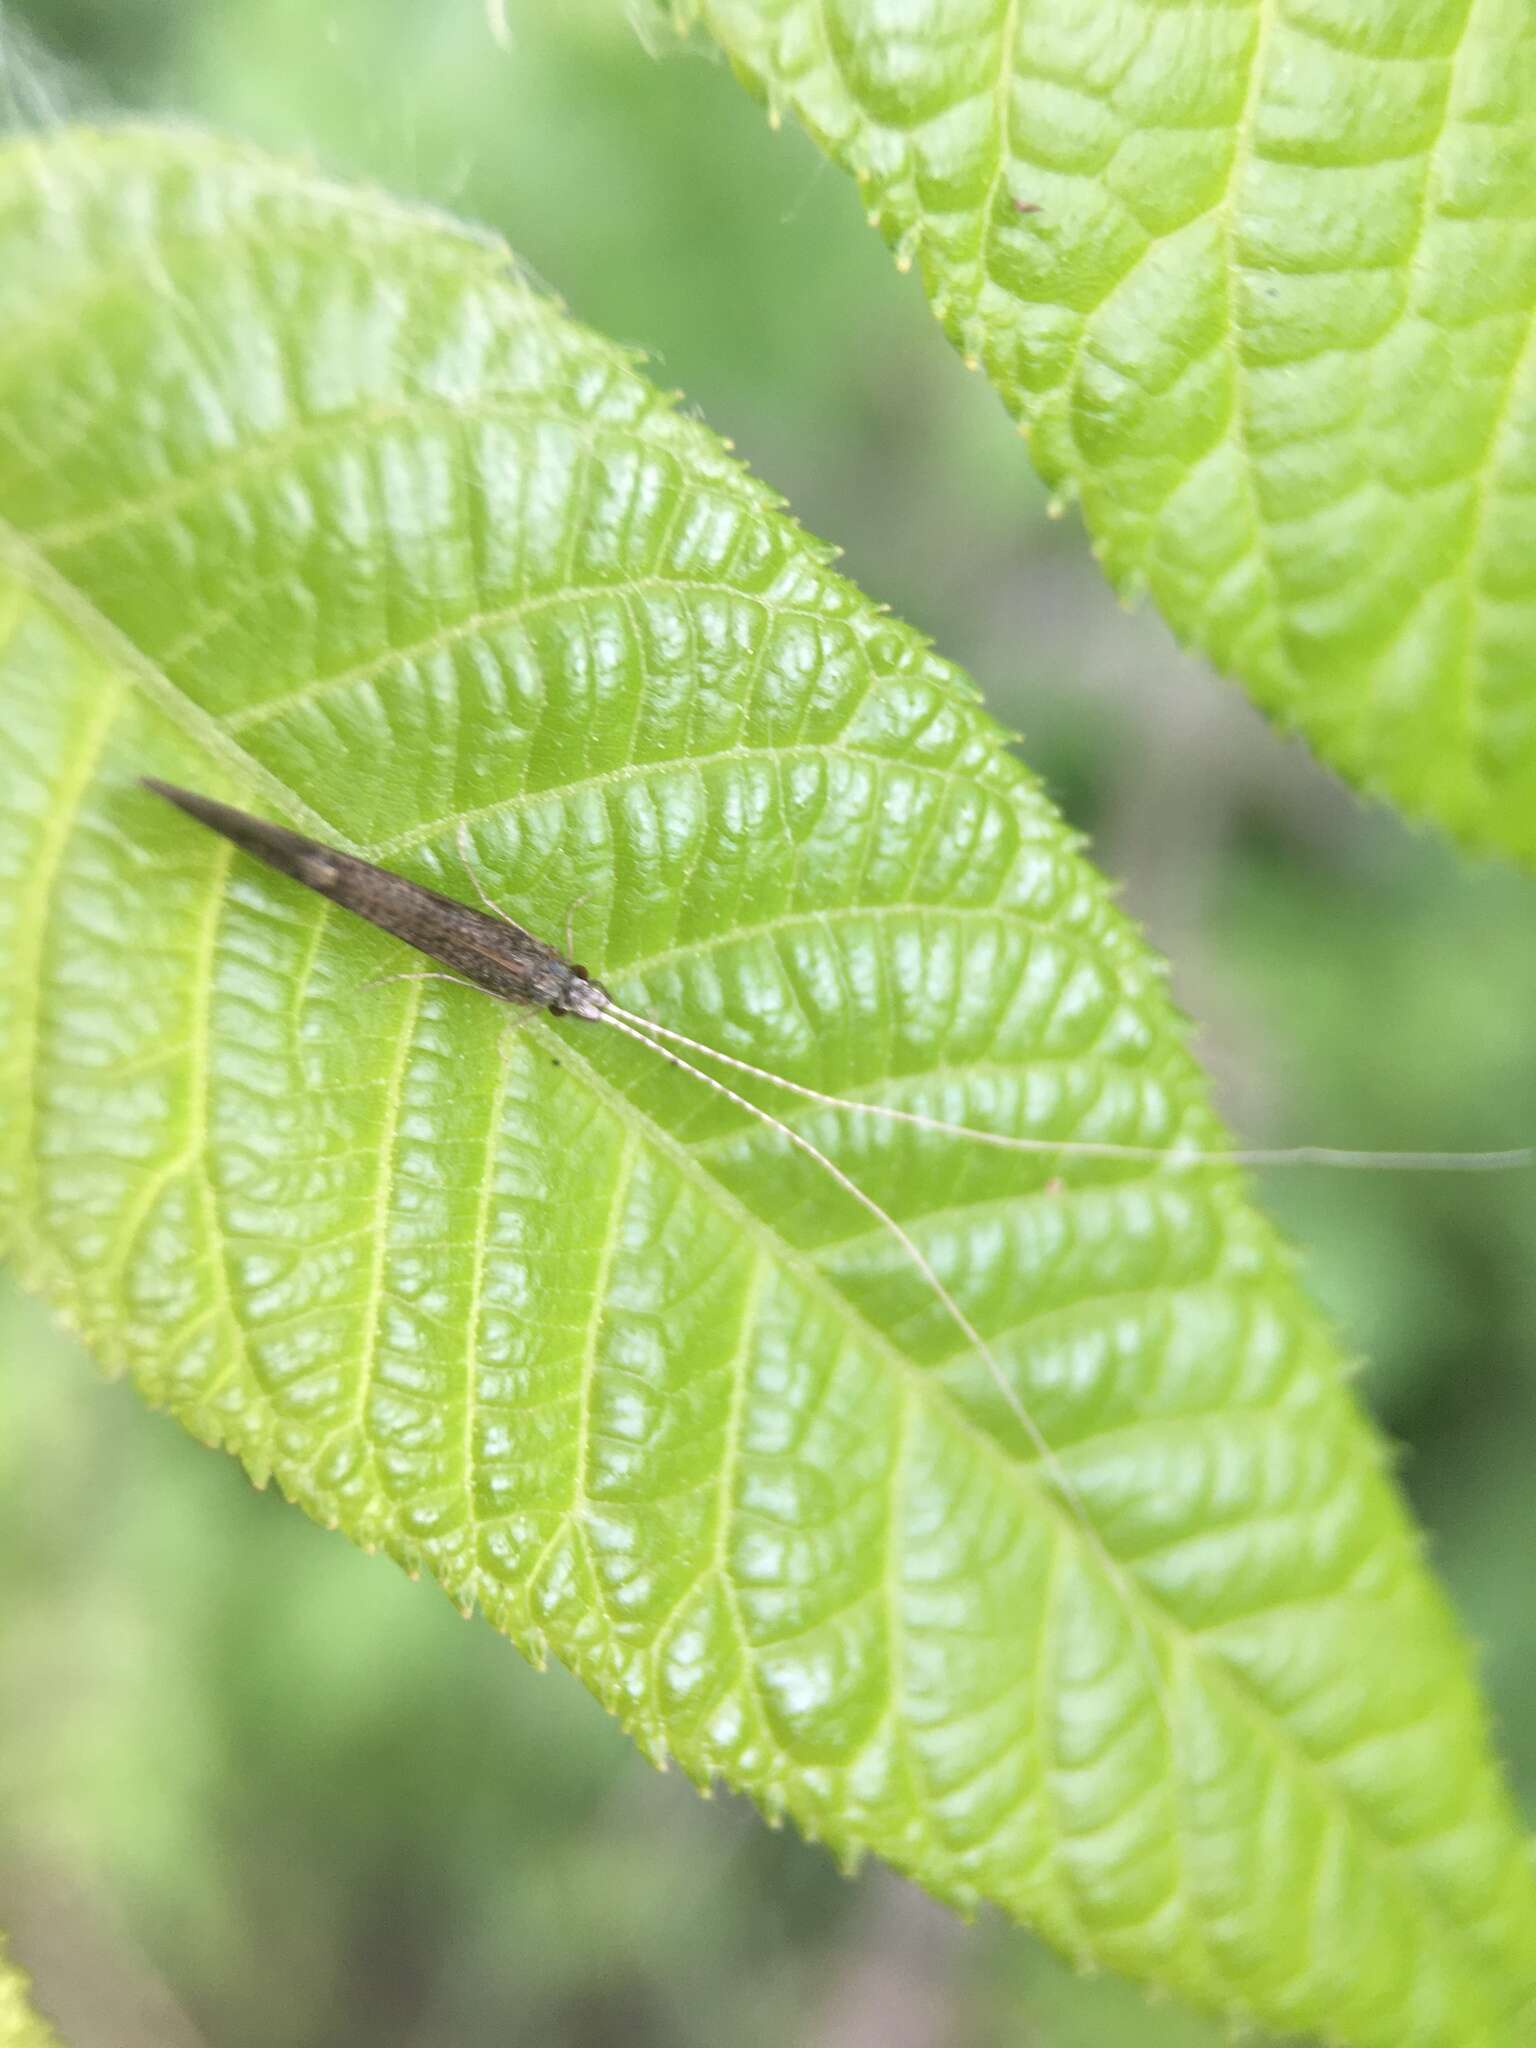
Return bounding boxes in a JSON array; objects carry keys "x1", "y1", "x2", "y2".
[
  {"x1": 0, "y1": 420, "x2": 1517, "y2": 2021},
  {"x1": 507, "y1": 982, "x2": 1503, "y2": 2009}
]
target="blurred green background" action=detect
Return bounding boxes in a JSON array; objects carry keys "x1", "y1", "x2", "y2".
[{"x1": 1, "y1": 4, "x2": 1532, "y2": 2044}]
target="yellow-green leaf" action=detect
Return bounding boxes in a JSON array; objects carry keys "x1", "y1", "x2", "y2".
[
  {"x1": 0, "y1": 127, "x2": 1532, "y2": 2048},
  {"x1": 0, "y1": 1935, "x2": 61, "y2": 2048},
  {"x1": 686, "y1": 0, "x2": 1536, "y2": 862}
]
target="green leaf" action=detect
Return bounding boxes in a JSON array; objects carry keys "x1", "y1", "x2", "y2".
[
  {"x1": 0, "y1": 127, "x2": 1532, "y2": 2048},
  {"x1": 0, "y1": 1936, "x2": 61, "y2": 2048},
  {"x1": 684, "y1": 0, "x2": 1536, "y2": 862}
]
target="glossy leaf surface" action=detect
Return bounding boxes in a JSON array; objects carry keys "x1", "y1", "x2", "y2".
[
  {"x1": 0, "y1": 129, "x2": 1532, "y2": 2048},
  {"x1": 688, "y1": 0, "x2": 1536, "y2": 861}
]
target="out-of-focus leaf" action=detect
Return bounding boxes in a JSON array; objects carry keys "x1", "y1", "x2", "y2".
[{"x1": 0, "y1": 1936, "x2": 61, "y2": 2048}]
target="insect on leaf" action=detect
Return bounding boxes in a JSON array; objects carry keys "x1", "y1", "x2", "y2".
[{"x1": 0, "y1": 128, "x2": 1533, "y2": 2048}]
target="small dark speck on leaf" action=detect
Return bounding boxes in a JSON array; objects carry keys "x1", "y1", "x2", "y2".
[{"x1": 1012, "y1": 198, "x2": 1043, "y2": 214}]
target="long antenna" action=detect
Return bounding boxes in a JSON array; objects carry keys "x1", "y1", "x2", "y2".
[
  {"x1": 146, "y1": 778, "x2": 1524, "y2": 1748},
  {"x1": 604, "y1": 1003, "x2": 1533, "y2": 1175},
  {"x1": 597, "y1": 1003, "x2": 1171, "y2": 1724}
]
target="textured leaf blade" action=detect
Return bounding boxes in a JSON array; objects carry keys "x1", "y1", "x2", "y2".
[
  {"x1": 687, "y1": 0, "x2": 1536, "y2": 861},
  {"x1": 0, "y1": 128, "x2": 1533, "y2": 2048}
]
